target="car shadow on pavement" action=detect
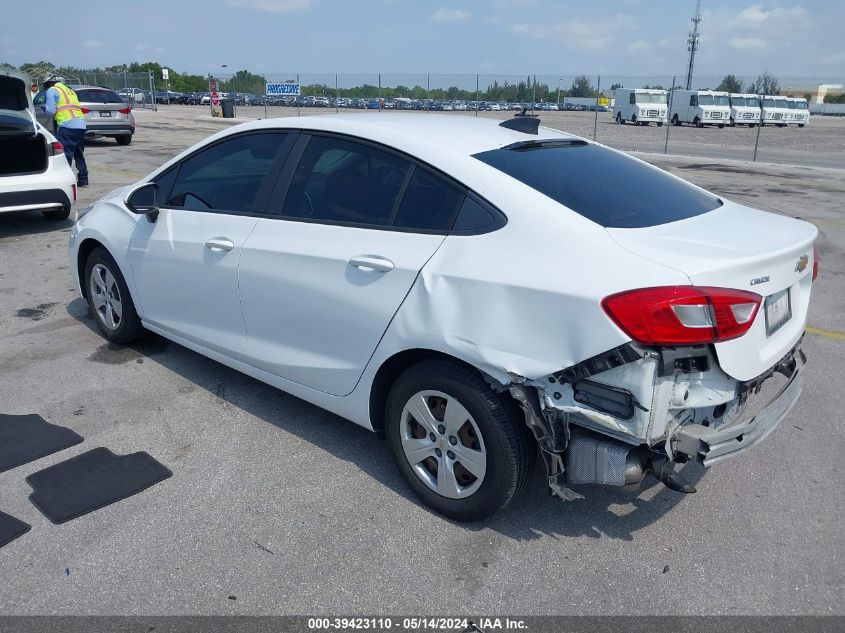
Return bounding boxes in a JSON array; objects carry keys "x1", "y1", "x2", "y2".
[
  {"x1": 66, "y1": 297, "x2": 701, "y2": 541},
  {"x1": 0, "y1": 212, "x2": 73, "y2": 238}
]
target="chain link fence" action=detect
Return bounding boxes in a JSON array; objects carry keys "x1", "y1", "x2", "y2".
[
  {"x1": 66, "y1": 71, "x2": 158, "y2": 110},
  {"x1": 144, "y1": 71, "x2": 845, "y2": 169}
]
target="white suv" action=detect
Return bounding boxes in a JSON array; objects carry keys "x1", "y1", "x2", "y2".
[{"x1": 0, "y1": 69, "x2": 76, "y2": 221}]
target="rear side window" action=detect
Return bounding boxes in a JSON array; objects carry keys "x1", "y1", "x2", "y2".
[
  {"x1": 75, "y1": 89, "x2": 126, "y2": 104},
  {"x1": 473, "y1": 141, "x2": 721, "y2": 228},
  {"x1": 282, "y1": 135, "x2": 411, "y2": 227},
  {"x1": 392, "y1": 168, "x2": 464, "y2": 231}
]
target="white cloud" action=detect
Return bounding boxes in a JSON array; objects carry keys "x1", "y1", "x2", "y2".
[
  {"x1": 628, "y1": 38, "x2": 651, "y2": 54},
  {"x1": 431, "y1": 7, "x2": 471, "y2": 22},
  {"x1": 733, "y1": 3, "x2": 807, "y2": 29},
  {"x1": 83, "y1": 39, "x2": 103, "y2": 49},
  {"x1": 134, "y1": 44, "x2": 168, "y2": 54},
  {"x1": 821, "y1": 51, "x2": 845, "y2": 65},
  {"x1": 509, "y1": 14, "x2": 635, "y2": 51},
  {"x1": 729, "y1": 36, "x2": 767, "y2": 50},
  {"x1": 226, "y1": 0, "x2": 312, "y2": 14}
]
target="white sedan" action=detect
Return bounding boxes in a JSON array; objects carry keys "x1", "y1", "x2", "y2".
[{"x1": 68, "y1": 113, "x2": 817, "y2": 520}]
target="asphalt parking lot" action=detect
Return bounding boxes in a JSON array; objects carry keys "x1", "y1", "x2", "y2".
[{"x1": 0, "y1": 107, "x2": 843, "y2": 616}]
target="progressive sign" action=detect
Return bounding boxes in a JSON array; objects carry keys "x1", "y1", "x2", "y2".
[{"x1": 266, "y1": 83, "x2": 301, "y2": 96}]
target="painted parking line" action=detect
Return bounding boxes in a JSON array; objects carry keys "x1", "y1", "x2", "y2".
[{"x1": 806, "y1": 326, "x2": 845, "y2": 341}]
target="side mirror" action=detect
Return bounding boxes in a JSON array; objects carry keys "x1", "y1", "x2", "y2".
[{"x1": 125, "y1": 182, "x2": 159, "y2": 218}]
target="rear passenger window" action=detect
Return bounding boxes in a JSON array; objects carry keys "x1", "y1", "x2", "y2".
[
  {"x1": 452, "y1": 196, "x2": 497, "y2": 232},
  {"x1": 282, "y1": 135, "x2": 411, "y2": 227},
  {"x1": 392, "y1": 168, "x2": 463, "y2": 231},
  {"x1": 166, "y1": 133, "x2": 287, "y2": 213}
]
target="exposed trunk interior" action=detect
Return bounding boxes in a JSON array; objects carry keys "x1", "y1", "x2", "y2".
[{"x1": 0, "y1": 135, "x2": 47, "y2": 176}]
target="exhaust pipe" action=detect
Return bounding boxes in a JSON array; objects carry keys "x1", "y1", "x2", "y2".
[{"x1": 564, "y1": 429, "x2": 696, "y2": 493}]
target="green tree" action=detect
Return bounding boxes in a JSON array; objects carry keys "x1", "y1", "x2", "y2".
[
  {"x1": 746, "y1": 72, "x2": 780, "y2": 95},
  {"x1": 569, "y1": 75, "x2": 596, "y2": 98},
  {"x1": 715, "y1": 74, "x2": 742, "y2": 93}
]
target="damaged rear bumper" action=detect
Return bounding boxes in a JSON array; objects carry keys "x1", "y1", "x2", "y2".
[{"x1": 673, "y1": 349, "x2": 806, "y2": 466}]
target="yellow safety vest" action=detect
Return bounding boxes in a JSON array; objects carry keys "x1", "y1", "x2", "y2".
[{"x1": 52, "y1": 82, "x2": 84, "y2": 126}]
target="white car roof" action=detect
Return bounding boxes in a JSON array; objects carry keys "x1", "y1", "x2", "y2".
[{"x1": 235, "y1": 113, "x2": 577, "y2": 158}]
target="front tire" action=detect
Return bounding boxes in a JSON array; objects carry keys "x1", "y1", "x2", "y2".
[
  {"x1": 84, "y1": 247, "x2": 144, "y2": 344},
  {"x1": 385, "y1": 359, "x2": 534, "y2": 521},
  {"x1": 672, "y1": 114, "x2": 681, "y2": 126},
  {"x1": 694, "y1": 116, "x2": 703, "y2": 128}
]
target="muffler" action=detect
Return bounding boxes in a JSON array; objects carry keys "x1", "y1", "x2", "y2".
[{"x1": 564, "y1": 429, "x2": 648, "y2": 486}]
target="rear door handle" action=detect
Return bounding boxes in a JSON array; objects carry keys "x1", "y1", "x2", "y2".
[
  {"x1": 205, "y1": 238, "x2": 235, "y2": 252},
  {"x1": 348, "y1": 255, "x2": 394, "y2": 273}
]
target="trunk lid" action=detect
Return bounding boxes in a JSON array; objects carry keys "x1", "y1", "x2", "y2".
[
  {"x1": 606, "y1": 200, "x2": 817, "y2": 381},
  {"x1": 0, "y1": 69, "x2": 38, "y2": 138}
]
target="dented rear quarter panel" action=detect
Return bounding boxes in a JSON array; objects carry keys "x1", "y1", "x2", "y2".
[{"x1": 369, "y1": 174, "x2": 691, "y2": 384}]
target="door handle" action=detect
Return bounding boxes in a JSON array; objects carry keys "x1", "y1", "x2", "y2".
[
  {"x1": 348, "y1": 255, "x2": 394, "y2": 273},
  {"x1": 205, "y1": 238, "x2": 235, "y2": 252}
]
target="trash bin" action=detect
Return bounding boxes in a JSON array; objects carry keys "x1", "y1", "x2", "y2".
[{"x1": 220, "y1": 99, "x2": 235, "y2": 118}]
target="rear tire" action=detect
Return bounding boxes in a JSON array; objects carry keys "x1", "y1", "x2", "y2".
[
  {"x1": 42, "y1": 206, "x2": 70, "y2": 221},
  {"x1": 84, "y1": 247, "x2": 144, "y2": 344},
  {"x1": 385, "y1": 359, "x2": 534, "y2": 521},
  {"x1": 116, "y1": 135, "x2": 132, "y2": 146},
  {"x1": 616, "y1": 112, "x2": 623, "y2": 124},
  {"x1": 672, "y1": 114, "x2": 681, "y2": 126}
]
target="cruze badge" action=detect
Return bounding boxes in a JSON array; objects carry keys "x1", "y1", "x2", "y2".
[
  {"x1": 750, "y1": 276, "x2": 770, "y2": 286},
  {"x1": 795, "y1": 254, "x2": 809, "y2": 273}
]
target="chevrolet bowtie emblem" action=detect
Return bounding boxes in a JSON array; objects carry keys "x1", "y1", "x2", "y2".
[{"x1": 795, "y1": 254, "x2": 809, "y2": 273}]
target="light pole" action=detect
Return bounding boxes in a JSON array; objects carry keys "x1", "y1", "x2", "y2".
[{"x1": 557, "y1": 78, "x2": 562, "y2": 108}]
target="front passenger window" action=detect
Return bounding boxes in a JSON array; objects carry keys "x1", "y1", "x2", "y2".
[{"x1": 166, "y1": 132, "x2": 287, "y2": 213}]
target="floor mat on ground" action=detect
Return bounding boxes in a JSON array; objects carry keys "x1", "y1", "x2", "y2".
[
  {"x1": 0, "y1": 511, "x2": 31, "y2": 548},
  {"x1": 0, "y1": 413, "x2": 83, "y2": 473},
  {"x1": 26, "y1": 448, "x2": 172, "y2": 524}
]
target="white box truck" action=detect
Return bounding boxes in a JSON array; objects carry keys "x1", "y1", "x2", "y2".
[
  {"x1": 761, "y1": 95, "x2": 789, "y2": 127},
  {"x1": 669, "y1": 90, "x2": 731, "y2": 127},
  {"x1": 613, "y1": 89, "x2": 668, "y2": 126},
  {"x1": 728, "y1": 93, "x2": 761, "y2": 127},
  {"x1": 786, "y1": 97, "x2": 810, "y2": 127}
]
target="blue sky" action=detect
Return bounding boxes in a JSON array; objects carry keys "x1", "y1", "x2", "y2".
[{"x1": 3, "y1": 1, "x2": 843, "y2": 78}]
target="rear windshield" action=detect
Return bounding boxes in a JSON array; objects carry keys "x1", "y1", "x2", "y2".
[
  {"x1": 76, "y1": 89, "x2": 126, "y2": 104},
  {"x1": 473, "y1": 140, "x2": 722, "y2": 228}
]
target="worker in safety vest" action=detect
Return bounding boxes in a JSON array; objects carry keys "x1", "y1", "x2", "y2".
[{"x1": 42, "y1": 79, "x2": 89, "y2": 187}]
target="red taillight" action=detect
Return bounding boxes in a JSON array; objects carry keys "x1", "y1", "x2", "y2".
[
  {"x1": 812, "y1": 244, "x2": 820, "y2": 281},
  {"x1": 81, "y1": 107, "x2": 91, "y2": 114},
  {"x1": 118, "y1": 106, "x2": 131, "y2": 114},
  {"x1": 602, "y1": 286, "x2": 762, "y2": 345},
  {"x1": 50, "y1": 141, "x2": 64, "y2": 156}
]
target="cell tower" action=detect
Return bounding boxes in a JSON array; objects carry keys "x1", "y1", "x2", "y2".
[{"x1": 685, "y1": 0, "x2": 702, "y2": 90}]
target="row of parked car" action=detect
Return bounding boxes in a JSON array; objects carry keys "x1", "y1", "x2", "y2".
[{"x1": 116, "y1": 87, "x2": 608, "y2": 112}]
